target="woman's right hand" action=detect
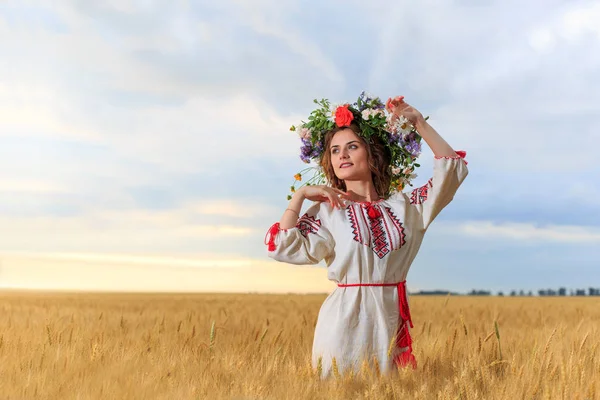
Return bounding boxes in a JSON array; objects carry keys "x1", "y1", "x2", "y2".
[{"x1": 298, "y1": 185, "x2": 349, "y2": 209}]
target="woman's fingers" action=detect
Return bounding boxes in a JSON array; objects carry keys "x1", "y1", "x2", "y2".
[
  {"x1": 310, "y1": 187, "x2": 348, "y2": 209},
  {"x1": 333, "y1": 191, "x2": 345, "y2": 208},
  {"x1": 333, "y1": 188, "x2": 351, "y2": 200},
  {"x1": 328, "y1": 192, "x2": 343, "y2": 209},
  {"x1": 327, "y1": 193, "x2": 339, "y2": 209}
]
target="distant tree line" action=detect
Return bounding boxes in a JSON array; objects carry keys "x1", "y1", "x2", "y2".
[
  {"x1": 412, "y1": 288, "x2": 600, "y2": 296},
  {"x1": 473, "y1": 288, "x2": 600, "y2": 297}
]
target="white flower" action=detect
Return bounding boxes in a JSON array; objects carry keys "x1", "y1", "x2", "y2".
[
  {"x1": 373, "y1": 109, "x2": 384, "y2": 117},
  {"x1": 361, "y1": 109, "x2": 373, "y2": 120},
  {"x1": 407, "y1": 173, "x2": 418, "y2": 181},
  {"x1": 328, "y1": 102, "x2": 342, "y2": 121},
  {"x1": 385, "y1": 114, "x2": 396, "y2": 133},
  {"x1": 298, "y1": 127, "x2": 312, "y2": 139},
  {"x1": 361, "y1": 108, "x2": 384, "y2": 120},
  {"x1": 395, "y1": 115, "x2": 413, "y2": 136},
  {"x1": 391, "y1": 166, "x2": 402, "y2": 175}
]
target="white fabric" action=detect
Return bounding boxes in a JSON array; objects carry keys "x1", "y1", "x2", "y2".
[{"x1": 266, "y1": 156, "x2": 468, "y2": 378}]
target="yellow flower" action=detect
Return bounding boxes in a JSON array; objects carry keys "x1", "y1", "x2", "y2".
[
  {"x1": 294, "y1": 173, "x2": 302, "y2": 181},
  {"x1": 290, "y1": 125, "x2": 296, "y2": 131},
  {"x1": 397, "y1": 183, "x2": 404, "y2": 191},
  {"x1": 290, "y1": 186, "x2": 296, "y2": 193}
]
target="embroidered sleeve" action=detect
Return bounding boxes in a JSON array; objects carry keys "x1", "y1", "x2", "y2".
[
  {"x1": 264, "y1": 202, "x2": 335, "y2": 265},
  {"x1": 409, "y1": 150, "x2": 468, "y2": 230}
]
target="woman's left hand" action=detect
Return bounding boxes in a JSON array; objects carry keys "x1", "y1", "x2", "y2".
[{"x1": 386, "y1": 96, "x2": 424, "y2": 126}]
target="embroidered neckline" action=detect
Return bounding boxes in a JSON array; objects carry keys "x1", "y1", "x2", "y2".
[{"x1": 344, "y1": 197, "x2": 387, "y2": 206}]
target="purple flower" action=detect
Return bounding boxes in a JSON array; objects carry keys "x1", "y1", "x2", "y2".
[
  {"x1": 388, "y1": 133, "x2": 401, "y2": 145},
  {"x1": 357, "y1": 91, "x2": 373, "y2": 111},
  {"x1": 405, "y1": 139, "x2": 422, "y2": 157},
  {"x1": 315, "y1": 140, "x2": 324, "y2": 152},
  {"x1": 299, "y1": 138, "x2": 324, "y2": 163}
]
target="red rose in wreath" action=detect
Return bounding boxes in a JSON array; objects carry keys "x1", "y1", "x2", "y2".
[{"x1": 334, "y1": 105, "x2": 354, "y2": 127}]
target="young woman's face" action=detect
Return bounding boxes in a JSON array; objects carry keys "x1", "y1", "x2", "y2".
[{"x1": 330, "y1": 128, "x2": 370, "y2": 181}]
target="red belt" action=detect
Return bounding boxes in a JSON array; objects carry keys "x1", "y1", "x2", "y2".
[{"x1": 337, "y1": 280, "x2": 417, "y2": 369}]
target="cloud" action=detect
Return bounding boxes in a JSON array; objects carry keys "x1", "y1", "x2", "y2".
[
  {"x1": 1, "y1": 0, "x2": 599, "y2": 293},
  {"x1": 0, "y1": 81, "x2": 103, "y2": 141},
  {"x1": 0, "y1": 252, "x2": 336, "y2": 293},
  {"x1": 366, "y1": 0, "x2": 600, "y2": 176},
  {"x1": 0, "y1": 205, "x2": 257, "y2": 254},
  {"x1": 451, "y1": 221, "x2": 600, "y2": 244},
  {"x1": 0, "y1": 251, "x2": 259, "y2": 268},
  {"x1": 0, "y1": 179, "x2": 68, "y2": 194}
]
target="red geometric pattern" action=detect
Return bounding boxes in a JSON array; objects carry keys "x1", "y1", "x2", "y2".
[
  {"x1": 346, "y1": 204, "x2": 407, "y2": 259},
  {"x1": 296, "y1": 213, "x2": 321, "y2": 238},
  {"x1": 368, "y1": 212, "x2": 389, "y2": 258},
  {"x1": 410, "y1": 178, "x2": 433, "y2": 205},
  {"x1": 384, "y1": 206, "x2": 407, "y2": 248},
  {"x1": 347, "y1": 205, "x2": 362, "y2": 244}
]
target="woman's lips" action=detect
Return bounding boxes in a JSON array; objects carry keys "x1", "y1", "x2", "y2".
[{"x1": 340, "y1": 163, "x2": 353, "y2": 168}]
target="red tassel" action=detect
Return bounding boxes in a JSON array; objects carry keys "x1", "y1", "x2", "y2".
[
  {"x1": 264, "y1": 222, "x2": 280, "y2": 252},
  {"x1": 394, "y1": 324, "x2": 417, "y2": 369},
  {"x1": 455, "y1": 150, "x2": 468, "y2": 165},
  {"x1": 396, "y1": 347, "x2": 417, "y2": 369},
  {"x1": 366, "y1": 205, "x2": 381, "y2": 219},
  {"x1": 394, "y1": 281, "x2": 417, "y2": 369}
]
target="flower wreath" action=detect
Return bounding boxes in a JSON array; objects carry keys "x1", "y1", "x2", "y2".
[{"x1": 287, "y1": 91, "x2": 426, "y2": 200}]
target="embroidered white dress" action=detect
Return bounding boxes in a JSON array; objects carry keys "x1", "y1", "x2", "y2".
[{"x1": 265, "y1": 153, "x2": 468, "y2": 378}]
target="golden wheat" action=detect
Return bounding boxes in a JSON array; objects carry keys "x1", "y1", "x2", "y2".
[{"x1": 0, "y1": 291, "x2": 599, "y2": 399}]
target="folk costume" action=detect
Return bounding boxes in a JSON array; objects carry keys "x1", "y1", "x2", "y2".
[{"x1": 264, "y1": 92, "x2": 468, "y2": 378}]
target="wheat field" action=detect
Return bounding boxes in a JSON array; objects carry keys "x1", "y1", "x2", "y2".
[{"x1": 0, "y1": 291, "x2": 598, "y2": 400}]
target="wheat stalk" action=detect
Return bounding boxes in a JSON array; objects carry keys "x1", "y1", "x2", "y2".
[
  {"x1": 259, "y1": 328, "x2": 268, "y2": 344},
  {"x1": 45, "y1": 325, "x2": 53, "y2": 346},
  {"x1": 372, "y1": 354, "x2": 381, "y2": 377},
  {"x1": 332, "y1": 357, "x2": 341, "y2": 379},
  {"x1": 316, "y1": 356, "x2": 323, "y2": 378},
  {"x1": 209, "y1": 321, "x2": 216, "y2": 351},
  {"x1": 387, "y1": 331, "x2": 398, "y2": 359},
  {"x1": 484, "y1": 331, "x2": 494, "y2": 343},
  {"x1": 273, "y1": 329, "x2": 284, "y2": 345},
  {"x1": 494, "y1": 320, "x2": 503, "y2": 360},
  {"x1": 578, "y1": 332, "x2": 589, "y2": 352},
  {"x1": 460, "y1": 314, "x2": 468, "y2": 336},
  {"x1": 588, "y1": 379, "x2": 597, "y2": 400},
  {"x1": 542, "y1": 328, "x2": 556, "y2": 364},
  {"x1": 450, "y1": 328, "x2": 458, "y2": 356},
  {"x1": 361, "y1": 357, "x2": 372, "y2": 380}
]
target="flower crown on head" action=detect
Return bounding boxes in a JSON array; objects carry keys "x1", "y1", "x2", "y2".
[{"x1": 287, "y1": 91, "x2": 426, "y2": 200}]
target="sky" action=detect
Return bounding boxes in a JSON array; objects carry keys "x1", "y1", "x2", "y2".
[{"x1": 0, "y1": 0, "x2": 599, "y2": 294}]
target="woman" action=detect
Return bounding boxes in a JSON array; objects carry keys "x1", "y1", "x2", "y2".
[{"x1": 264, "y1": 93, "x2": 468, "y2": 378}]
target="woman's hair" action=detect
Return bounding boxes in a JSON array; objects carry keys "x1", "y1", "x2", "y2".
[{"x1": 319, "y1": 123, "x2": 392, "y2": 198}]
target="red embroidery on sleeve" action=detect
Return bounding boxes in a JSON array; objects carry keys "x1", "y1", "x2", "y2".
[
  {"x1": 410, "y1": 178, "x2": 433, "y2": 205},
  {"x1": 434, "y1": 150, "x2": 468, "y2": 165},
  {"x1": 296, "y1": 214, "x2": 321, "y2": 238},
  {"x1": 265, "y1": 214, "x2": 322, "y2": 252}
]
